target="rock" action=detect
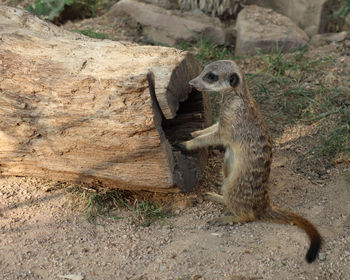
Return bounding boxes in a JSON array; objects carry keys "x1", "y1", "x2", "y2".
[
  {"x1": 318, "y1": 252, "x2": 326, "y2": 261},
  {"x1": 182, "y1": 10, "x2": 223, "y2": 26},
  {"x1": 113, "y1": 0, "x2": 225, "y2": 46},
  {"x1": 310, "y1": 31, "x2": 349, "y2": 47},
  {"x1": 178, "y1": 0, "x2": 339, "y2": 36},
  {"x1": 245, "y1": 0, "x2": 339, "y2": 37},
  {"x1": 143, "y1": 0, "x2": 179, "y2": 10},
  {"x1": 235, "y1": 5, "x2": 309, "y2": 56}
]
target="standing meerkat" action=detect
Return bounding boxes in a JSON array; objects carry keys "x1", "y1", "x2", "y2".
[{"x1": 175, "y1": 60, "x2": 321, "y2": 263}]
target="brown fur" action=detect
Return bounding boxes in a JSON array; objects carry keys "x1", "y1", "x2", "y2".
[{"x1": 178, "y1": 60, "x2": 321, "y2": 263}]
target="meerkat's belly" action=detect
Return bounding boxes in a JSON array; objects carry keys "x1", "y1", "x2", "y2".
[{"x1": 222, "y1": 145, "x2": 270, "y2": 213}]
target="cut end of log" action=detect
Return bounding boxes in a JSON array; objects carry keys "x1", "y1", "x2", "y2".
[
  {"x1": 148, "y1": 73, "x2": 211, "y2": 192},
  {"x1": 164, "y1": 90, "x2": 211, "y2": 192}
]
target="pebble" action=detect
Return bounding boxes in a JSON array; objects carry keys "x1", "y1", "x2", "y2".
[{"x1": 319, "y1": 253, "x2": 326, "y2": 261}]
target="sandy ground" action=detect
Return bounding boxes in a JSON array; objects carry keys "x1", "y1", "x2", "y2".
[{"x1": 1, "y1": 143, "x2": 349, "y2": 280}]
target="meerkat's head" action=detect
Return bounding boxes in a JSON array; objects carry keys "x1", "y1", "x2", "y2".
[{"x1": 189, "y1": 60, "x2": 246, "y2": 95}]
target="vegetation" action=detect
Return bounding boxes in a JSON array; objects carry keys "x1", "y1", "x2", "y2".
[
  {"x1": 26, "y1": 0, "x2": 110, "y2": 23},
  {"x1": 250, "y1": 46, "x2": 349, "y2": 167},
  {"x1": 74, "y1": 29, "x2": 109, "y2": 39},
  {"x1": 68, "y1": 187, "x2": 169, "y2": 227},
  {"x1": 336, "y1": 0, "x2": 350, "y2": 18},
  {"x1": 177, "y1": 37, "x2": 236, "y2": 65}
]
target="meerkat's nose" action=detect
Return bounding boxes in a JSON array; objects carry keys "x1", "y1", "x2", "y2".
[
  {"x1": 189, "y1": 78, "x2": 196, "y2": 87},
  {"x1": 189, "y1": 78, "x2": 203, "y2": 91},
  {"x1": 189, "y1": 77, "x2": 201, "y2": 90}
]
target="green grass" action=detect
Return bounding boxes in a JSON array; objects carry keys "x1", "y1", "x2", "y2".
[
  {"x1": 132, "y1": 201, "x2": 167, "y2": 227},
  {"x1": 249, "y1": 43, "x2": 349, "y2": 166},
  {"x1": 177, "y1": 36, "x2": 237, "y2": 65},
  {"x1": 336, "y1": 0, "x2": 350, "y2": 18},
  {"x1": 26, "y1": 0, "x2": 109, "y2": 22},
  {"x1": 309, "y1": 108, "x2": 350, "y2": 163},
  {"x1": 85, "y1": 190, "x2": 126, "y2": 223},
  {"x1": 74, "y1": 29, "x2": 109, "y2": 39},
  {"x1": 69, "y1": 188, "x2": 169, "y2": 226},
  {"x1": 249, "y1": 44, "x2": 333, "y2": 84}
]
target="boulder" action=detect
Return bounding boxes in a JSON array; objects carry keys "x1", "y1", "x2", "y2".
[
  {"x1": 235, "y1": 5, "x2": 309, "y2": 56},
  {"x1": 245, "y1": 0, "x2": 339, "y2": 36},
  {"x1": 178, "y1": 0, "x2": 339, "y2": 36},
  {"x1": 113, "y1": 0, "x2": 225, "y2": 46},
  {"x1": 143, "y1": 0, "x2": 179, "y2": 9}
]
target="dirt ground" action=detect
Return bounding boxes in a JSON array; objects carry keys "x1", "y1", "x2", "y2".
[
  {"x1": 1, "y1": 3, "x2": 350, "y2": 280},
  {"x1": 1, "y1": 144, "x2": 349, "y2": 280}
]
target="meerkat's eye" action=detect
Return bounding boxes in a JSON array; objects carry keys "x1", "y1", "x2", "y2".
[
  {"x1": 203, "y1": 72, "x2": 218, "y2": 83},
  {"x1": 229, "y1": 73, "x2": 239, "y2": 87}
]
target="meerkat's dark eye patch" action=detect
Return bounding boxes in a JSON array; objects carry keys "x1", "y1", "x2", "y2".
[
  {"x1": 203, "y1": 72, "x2": 218, "y2": 83},
  {"x1": 229, "y1": 73, "x2": 239, "y2": 87}
]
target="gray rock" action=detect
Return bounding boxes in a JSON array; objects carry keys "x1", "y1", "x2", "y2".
[
  {"x1": 245, "y1": 0, "x2": 339, "y2": 37},
  {"x1": 319, "y1": 252, "x2": 326, "y2": 261},
  {"x1": 235, "y1": 5, "x2": 309, "y2": 56},
  {"x1": 114, "y1": 0, "x2": 225, "y2": 46},
  {"x1": 179, "y1": 0, "x2": 338, "y2": 36},
  {"x1": 143, "y1": 0, "x2": 179, "y2": 10}
]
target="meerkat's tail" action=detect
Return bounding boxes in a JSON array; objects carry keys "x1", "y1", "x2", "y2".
[{"x1": 260, "y1": 206, "x2": 321, "y2": 263}]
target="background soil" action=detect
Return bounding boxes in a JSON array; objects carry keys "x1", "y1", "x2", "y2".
[
  {"x1": 1, "y1": 2, "x2": 350, "y2": 280},
  {"x1": 1, "y1": 140, "x2": 349, "y2": 280}
]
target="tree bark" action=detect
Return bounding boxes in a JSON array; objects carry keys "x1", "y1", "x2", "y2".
[{"x1": 0, "y1": 6, "x2": 211, "y2": 192}]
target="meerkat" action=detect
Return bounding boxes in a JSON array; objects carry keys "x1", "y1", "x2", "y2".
[{"x1": 175, "y1": 60, "x2": 321, "y2": 263}]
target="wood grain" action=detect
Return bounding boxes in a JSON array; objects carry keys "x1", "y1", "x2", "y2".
[{"x1": 0, "y1": 6, "x2": 211, "y2": 192}]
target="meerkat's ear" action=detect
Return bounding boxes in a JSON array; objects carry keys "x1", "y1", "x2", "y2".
[{"x1": 229, "y1": 73, "x2": 239, "y2": 87}]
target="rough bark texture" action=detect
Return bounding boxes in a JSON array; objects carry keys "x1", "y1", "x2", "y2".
[{"x1": 0, "y1": 5, "x2": 211, "y2": 192}]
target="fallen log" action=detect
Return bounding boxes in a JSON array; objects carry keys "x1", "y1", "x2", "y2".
[{"x1": 0, "y1": 6, "x2": 211, "y2": 192}]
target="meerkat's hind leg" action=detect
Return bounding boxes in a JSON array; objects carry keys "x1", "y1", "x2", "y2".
[
  {"x1": 204, "y1": 192, "x2": 225, "y2": 205},
  {"x1": 223, "y1": 147, "x2": 234, "y2": 179}
]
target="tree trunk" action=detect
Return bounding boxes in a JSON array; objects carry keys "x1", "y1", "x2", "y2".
[{"x1": 0, "y1": 6, "x2": 211, "y2": 192}]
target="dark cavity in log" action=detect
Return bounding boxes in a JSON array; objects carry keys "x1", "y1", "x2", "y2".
[
  {"x1": 148, "y1": 71, "x2": 211, "y2": 191},
  {"x1": 162, "y1": 90, "x2": 211, "y2": 192}
]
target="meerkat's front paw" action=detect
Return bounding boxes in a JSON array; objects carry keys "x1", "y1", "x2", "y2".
[
  {"x1": 190, "y1": 131, "x2": 201, "y2": 137},
  {"x1": 173, "y1": 143, "x2": 187, "y2": 151}
]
